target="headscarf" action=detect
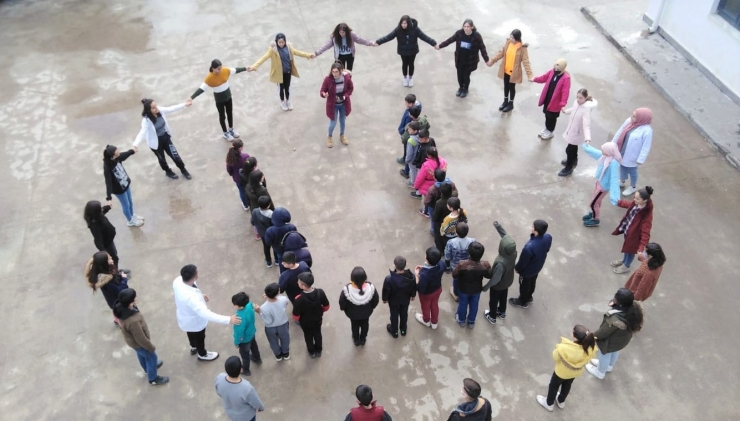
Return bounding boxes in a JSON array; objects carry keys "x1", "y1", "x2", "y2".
[
  {"x1": 616, "y1": 108, "x2": 652, "y2": 150},
  {"x1": 598, "y1": 142, "x2": 622, "y2": 181},
  {"x1": 555, "y1": 58, "x2": 567, "y2": 73}
]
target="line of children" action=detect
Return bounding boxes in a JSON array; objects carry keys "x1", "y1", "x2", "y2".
[
  {"x1": 264, "y1": 207, "x2": 297, "y2": 272},
  {"x1": 382, "y1": 256, "x2": 417, "y2": 338},
  {"x1": 397, "y1": 104, "x2": 429, "y2": 176},
  {"x1": 251, "y1": 196, "x2": 278, "y2": 268},
  {"x1": 292, "y1": 272, "x2": 330, "y2": 358},
  {"x1": 433, "y1": 184, "x2": 454, "y2": 251},
  {"x1": 401, "y1": 121, "x2": 422, "y2": 183},
  {"x1": 410, "y1": 131, "x2": 440, "y2": 199},
  {"x1": 278, "y1": 251, "x2": 312, "y2": 304},
  {"x1": 440, "y1": 197, "x2": 468, "y2": 265},
  {"x1": 422, "y1": 168, "x2": 457, "y2": 222}
]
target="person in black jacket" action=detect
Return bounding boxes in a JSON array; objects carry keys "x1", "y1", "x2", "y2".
[
  {"x1": 376, "y1": 15, "x2": 437, "y2": 87},
  {"x1": 278, "y1": 252, "x2": 312, "y2": 304},
  {"x1": 414, "y1": 247, "x2": 446, "y2": 329},
  {"x1": 447, "y1": 378, "x2": 492, "y2": 421},
  {"x1": 339, "y1": 267, "x2": 380, "y2": 346},
  {"x1": 86, "y1": 251, "x2": 130, "y2": 323},
  {"x1": 382, "y1": 256, "x2": 416, "y2": 338},
  {"x1": 251, "y1": 196, "x2": 277, "y2": 267},
  {"x1": 436, "y1": 19, "x2": 491, "y2": 98},
  {"x1": 292, "y1": 273, "x2": 330, "y2": 358},
  {"x1": 244, "y1": 169, "x2": 272, "y2": 214},
  {"x1": 103, "y1": 145, "x2": 143, "y2": 227},
  {"x1": 433, "y1": 184, "x2": 454, "y2": 255},
  {"x1": 84, "y1": 200, "x2": 119, "y2": 267},
  {"x1": 509, "y1": 219, "x2": 553, "y2": 309}
]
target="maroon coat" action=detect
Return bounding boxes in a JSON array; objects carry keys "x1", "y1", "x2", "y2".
[
  {"x1": 320, "y1": 74, "x2": 354, "y2": 120},
  {"x1": 612, "y1": 199, "x2": 653, "y2": 254}
]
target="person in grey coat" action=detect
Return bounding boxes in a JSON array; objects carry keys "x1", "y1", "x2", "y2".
[{"x1": 215, "y1": 356, "x2": 265, "y2": 420}]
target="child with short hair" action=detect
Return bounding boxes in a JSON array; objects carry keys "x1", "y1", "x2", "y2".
[
  {"x1": 255, "y1": 283, "x2": 290, "y2": 361},
  {"x1": 422, "y1": 168, "x2": 457, "y2": 219},
  {"x1": 231, "y1": 292, "x2": 262, "y2": 376},
  {"x1": 399, "y1": 106, "x2": 430, "y2": 175},
  {"x1": 433, "y1": 184, "x2": 454, "y2": 253},
  {"x1": 251, "y1": 196, "x2": 278, "y2": 268},
  {"x1": 397, "y1": 94, "x2": 421, "y2": 138},
  {"x1": 278, "y1": 251, "x2": 312, "y2": 304},
  {"x1": 401, "y1": 120, "x2": 422, "y2": 182},
  {"x1": 344, "y1": 384, "x2": 393, "y2": 421},
  {"x1": 292, "y1": 273, "x2": 330, "y2": 358},
  {"x1": 382, "y1": 256, "x2": 416, "y2": 338},
  {"x1": 452, "y1": 242, "x2": 492, "y2": 328},
  {"x1": 446, "y1": 378, "x2": 492, "y2": 421},
  {"x1": 444, "y1": 222, "x2": 476, "y2": 302},
  {"x1": 414, "y1": 247, "x2": 446, "y2": 329}
]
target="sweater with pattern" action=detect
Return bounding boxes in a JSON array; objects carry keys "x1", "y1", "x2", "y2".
[{"x1": 191, "y1": 67, "x2": 247, "y2": 103}]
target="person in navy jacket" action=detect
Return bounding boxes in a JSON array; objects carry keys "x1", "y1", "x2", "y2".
[{"x1": 509, "y1": 220, "x2": 552, "y2": 309}]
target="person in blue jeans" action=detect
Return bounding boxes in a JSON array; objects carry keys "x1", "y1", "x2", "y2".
[
  {"x1": 103, "y1": 145, "x2": 144, "y2": 227},
  {"x1": 451, "y1": 242, "x2": 492, "y2": 328},
  {"x1": 321, "y1": 62, "x2": 354, "y2": 148},
  {"x1": 113, "y1": 288, "x2": 168, "y2": 385},
  {"x1": 444, "y1": 222, "x2": 476, "y2": 302}
]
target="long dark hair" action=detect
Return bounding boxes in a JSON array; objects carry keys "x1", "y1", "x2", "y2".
[
  {"x1": 333, "y1": 23, "x2": 353, "y2": 48},
  {"x1": 573, "y1": 324, "x2": 596, "y2": 353},
  {"x1": 242, "y1": 156, "x2": 258, "y2": 175},
  {"x1": 427, "y1": 147, "x2": 441, "y2": 168},
  {"x1": 84, "y1": 200, "x2": 106, "y2": 227},
  {"x1": 248, "y1": 169, "x2": 265, "y2": 193},
  {"x1": 645, "y1": 242, "x2": 666, "y2": 270},
  {"x1": 637, "y1": 186, "x2": 654, "y2": 201},
  {"x1": 226, "y1": 139, "x2": 244, "y2": 166},
  {"x1": 350, "y1": 266, "x2": 368, "y2": 295},
  {"x1": 397, "y1": 15, "x2": 412, "y2": 32},
  {"x1": 209, "y1": 59, "x2": 222, "y2": 72},
  {"x1": 86, "y1": 251, "x2": 116, "y2": 292},
  {"x1": 141, "y1": 98, "x2": 157, "y2": 123},
  {"x1": 613, "y1": 288, "x2": 644, "y2": 333},
  {"x1": 510, "y1": 29, "x2": 522, "y2": 42}
]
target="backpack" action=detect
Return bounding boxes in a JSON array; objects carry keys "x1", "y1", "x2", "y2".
[
  {"x1": 281, "y1": 231, "x2": 313, "y2": 268},
  {"x1": 412, "y1": 137, "x2": 436, "y2": 168}
]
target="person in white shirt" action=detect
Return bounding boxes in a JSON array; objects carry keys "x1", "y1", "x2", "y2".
[{"x1": 173, "y1": 264, "x2": 241, "y2": 361}]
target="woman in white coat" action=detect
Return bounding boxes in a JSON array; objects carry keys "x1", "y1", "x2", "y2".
[
  {"x1": 132, "y1": 98, "x2": 193, "y2": 180},
  {"x1": 559, "y1": 88, "x2": 597, "y2": 176},
  {"x1": 611, "y1": 108, "x2": 653, "y2": 196}
]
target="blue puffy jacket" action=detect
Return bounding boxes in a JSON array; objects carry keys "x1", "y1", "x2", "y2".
[{"x1": 514, "y1": 234, "x2": 552, "y2": 278}]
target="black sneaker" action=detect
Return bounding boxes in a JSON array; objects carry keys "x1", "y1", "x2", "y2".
[
  {"x1": 250, "y1": 356, "x2": 262, "y2": 365},
  {"x1": 410, "y1": 192, "x2": 422, "y2": 199},
  {"x1": 241, "y1": 369, "x2": 251, "y2": 376},
  {"x1": 456, "y1": 89, "x2": 463, "y2": 97},
  {"x1": 498, "y1": 99, "x2": 509, "y2": 111},
  {"x1": 181, "y1": 170, "x2": 192, "y2": 180},
  {"x1": 150, "y1": 376, "x2": 169, "y2": 385},
  {"x1": 497, "y1": 311, "x2": 506, "y2": 320},
  {"x1": 310, "y1": 352, "x2": 318, "y2": 359},
  {"x1": 558, "y1": 167, "x2": 574, "y2": 177},
  {"x1": 282, "y1": 352, "x2": 290, "y2": 360},
  {"x1": 386, "y1": 324, "x2": 398, "y2": 338},
  {"x1": 508, "y1": 298, "x2": 530, "y2": 309},
  {"x1": 189, "y1": 347, "x2": 197, "y2": 355},
  {"x1": 501, "y1": 102, "x2": 514, "y2": 112},
  {"x1": 165, "y1": 171, "x2": 179, "y2": 179},
  {"x1": 353, "y1": 338, "x2": 361, "y2": 346},
  {"x1": 399, "y1": 169, "x2": 409, "y2": 179},
  {"x1": 359, "y1": 338, "x2": 366, "y2": 346},
  {"x1": 459, "y1": 89, "x2": 468, "y2": 98},
  {"x1": 400, "y1": 330, "x2": 407, "y2": 337},
  {"x1": 265, "y1": 260, "x2": 273, "y2": 268},
  {"x1": 484, "y1": 310, "x2": 496, "y2": 325},
  {"x1": 315, "y1": 351, "x2": 322, "y2": 358}
]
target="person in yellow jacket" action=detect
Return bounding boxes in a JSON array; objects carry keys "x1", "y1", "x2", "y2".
[
  {"x1": 536, "y1": 325, "x2": 596, "y2": 412},
  {"x1": 487, "y1": 29, "x2": 533, "y2": 113},
  {"x1": 248, "y1": 33, "x2": 314, "y2": 111}
]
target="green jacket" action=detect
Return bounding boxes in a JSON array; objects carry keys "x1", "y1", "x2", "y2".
[
  {"x1": 594, "y1": 310, "x2": 633, "y2": 354},
  {"x1": 401, "y1": 115, "x2": 430, "y2": 142},
  {"x1": 232, "y1": 303, "x2": 256, "y2": 346},
  {"x1": 483, "y1": 222, "x2": 518, "y2": 291}
]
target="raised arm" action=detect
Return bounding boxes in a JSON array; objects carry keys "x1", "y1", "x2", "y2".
[
  {"x1": 291, "y1": 46, "x2": 313, "y2": 59},
  {"x1": 489, "y1": 42, "x2": 505, "y2": 64},
  {"x1": 376, "y1": 28, "x2": 398, "y2": 45},
  {"x1": 532, "y1": 70, "x2": 550, "y2": 84},
  {"x1": 315, "y1": 38, "x2": 334, "y2": 56},
  {"x1": 250, "y1": 48, "x2": 272, "y2": 70},
  {"x1": 416, "y1": 27, "x2": 437, "y2": 47},
  {"x1": 351, "y1": 32, "x2": 375, "y2": 47},
  {"x1": 438, "y1": 32, "x2": 457, "y2": 49},
  {"x1": 132, "y1": 117, "x2": 148, "y2": 148}
]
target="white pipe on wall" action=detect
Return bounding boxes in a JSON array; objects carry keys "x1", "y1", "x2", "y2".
[{"x1": 649, "y1": 0, "x2": 668, "y2": 33}]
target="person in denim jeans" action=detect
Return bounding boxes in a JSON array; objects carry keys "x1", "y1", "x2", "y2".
[
  {"x1": 444, "y1": 222, "x2": 476, "y2": 302},
  {"x1": 451, "y1": 242, "x2": 492, "y2": 328},
  {"x1": 321, "y1": 62, "x2": 354, "y2": 148},
  {"x1": 103, "y1": 145, "x2": 144, "y2": 227}
]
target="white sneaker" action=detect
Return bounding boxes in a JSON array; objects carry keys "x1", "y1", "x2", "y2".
[
  {"x1": 585, "y1": 363, "x2": 605, "y2": 379},
  {"x1": 555, "y1": 393, "x2": 565, "y2": 409},
  {"x1": 127, "y1": 218, "x2": 144, "y2": 227},
  {"x1": 286, "y1": 100, "x2": 293, "y2": 110},
  {"x1": 197, "y1": 351, "x2": 219, "y2": 361},
  {"x1": 539, "y1": 129, "x2": 547, "y2": 137},
  {"x1": 536, "y1": 395, "x2": 553, "y2": 412},
  {"x1": 133, "y1": 214, "x2": 144, "y2": 221},
  {"x1": 415, "y1": 313, "x2": 431, "y2": 327},
  {"x1": 223, "y1": 131, "x2": 235, "y2": 141},
  {"x1": 622, "y1": 186, "x2": 637, "y2": 196},
  {"x1": 408, "y1": 77, "x2": 414, "y2": 87},
  {"x1": 280, "y1": 101, "x2": 289, "y2": 111},
  {"x1": 542, "y1": 130, "x2": 554, "y2": 140},
  {"x1": 402, "y1": 76, "x2": 409, "y2": 87},
  {"x1": 229, "y1": 128, "x2": 240, "y2": 138},
  {"x1": 590, "y1": 358, "x2": 613, "y2": 372},
  {"x1": 431, "y1": 323, "x2": 438, "y2": 330}
]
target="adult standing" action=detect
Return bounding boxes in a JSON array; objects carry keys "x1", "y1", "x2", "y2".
[
  {"x1": 215, "y1": 356, "x2": 265, "y2": 421},
  {"x1": 248, "y1": 33, "x2": 313, "y2": 111},
  {"x1": 84, "y1": 200, "x2": 119, "y2": 267},
  {"x1": 581, "y1": 143, "x2": 622, "y2": 227},
  {"x1": 624, "y1": 242, "x2": 666, "y2": 301},
  {"x1": 132, "y1": 98, "x2": 193, "y2": 180},
  {"x1": 314, "y1": 23, "x2": 375, "y2": 71},
  {"x1": 113, "y1": 288, "x2": 169, "y2": 385},
  {"x1": 558, "y1": 89, "x2": 597, "y2": 176},
  {"x1": 436, "y1": 19, "x2": 491, "y2": 98},
  {"x1": 446, "y1": 378, "x2": 492, "y2": 421},
  {"x1": 225, "y1": 139, "x2": 250, "y2": 211},
  {"x1": 508, "y1": 220, "x2": 552, "y2": 309},
  {"x1": 376, "y1": 15, "x2": 437, "y2": 87},
  {"x1": 172, "y1": 264, "x2": 241, "y2": 361},
  {"x1": 532, "y1": 59, "x2": 571, "y2": 140},
  {"x1": 320, "y1": 62, "x2": 354, "y2": 148},
  {"x1": 103, "y1": 144, "x2": 143, "y2": 227},
  {"x1": 611, "y1": 108, "x2": 654, "y2": 196},
  {"x1": 488, "y1": 29, "x2": 533, "y2": 112},
  {"x1": 191, "y1": 59, "x2": 247, "y2": 141},
  {"x1": 586, "y1": 288, "x2": 644, "y2": 380},
  {"x1": 338, "y1": 267, "x2": 380, "y2": 346},
  {"x1": 85, "y1": 251, "x2": 129, "y2": 314},
  {"x1": 611, "y1": 187, "x2": 654, "y2": 274}
]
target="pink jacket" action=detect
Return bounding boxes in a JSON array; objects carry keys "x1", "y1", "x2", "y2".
[
  {"x1": 534, "y1": 69, "x2": 571, "y2": 112},
  {"x1": 414, "y1": 156, "x2": 447, "y2": 195},
  {"x1": 562, "y1": 99, "x2": 598, "y2": 145}
]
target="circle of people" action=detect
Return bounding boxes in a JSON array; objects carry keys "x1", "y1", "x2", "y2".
[{"x1": 80, "y1": 15, "x2": 668, "y2": 421}]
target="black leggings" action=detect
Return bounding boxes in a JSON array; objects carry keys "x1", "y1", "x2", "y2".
[
  {"x1": 338, "y1": 54, "x2": 355, "y2": 71},
  {"x1": 546, "y1": 372, "x2": 575, "y2": 406},
  {"x1": 456, "y1": 64, "x2": 472, "y2": 89},
  {"x1": 544, "y1": 110, "x2": 560, "y2": 132},
  {"x1": 565, "y1": 143, "x2": 579, "y2": 168},
  {"x1": 401, "y1": 54, "x2": 417, "y2": 76},
  {"x1": 279, "y1": 72, "x2": 292, "y2": 101},
  {"x1": 150, "y1": 133, "x2": 185, "y2": 173},
  {"x1": 504, "y1": 74, "x2": 516, "y2": 100},
  {"x1": 350, "y1": 318, "x2": 369, "y2": 342},
  {"x1": 215, "y1": 99, "x2": 233, "y2": 132}
]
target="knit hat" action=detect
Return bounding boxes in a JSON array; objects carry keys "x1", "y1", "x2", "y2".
[
  {"x1": 555, "y1": 58, "x2": 567, "y2": 71},
  {"x1": 118, "y1": 288, "x2": 137, "y2": 307},
  {"x1": 275, "y1": 33, "x2": 286, "y2": 44}
]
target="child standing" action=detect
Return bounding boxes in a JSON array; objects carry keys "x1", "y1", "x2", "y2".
[
  {"x1": 446, "y1": 378, "x2": 492, "y2": 421},
  {"x1": 482, "y1": 221, "x2": 517, "y2": 325},
  {"x1": 255, "y1": 283, "x2": 290, "y2": 361},
  {"x1": 382, "y1": 256, "x2": 417, "y2": 338},
  {"x1": 509, "y1": 220, "x2": 553, "y2": 308},
  {"x1": 440, "y1": 198, "x2": 468, "y2": 263},
  {"x1": 292, "y1": 273, "x2": 330, "y2": 358},
  {"x1": 452, "y1": 242, "x2": 492, "y2": 328},
  {"x1": 401, "y1": 120, "x2": 422, "y2": 183},
  {"x1": 414, "y1": 247, "x2": 446, "y2": 329},
  {"x1": 339, "y1": 267, "x2": 380, "y2": 346},
  {"x1": 215, "y1": 357, "x2": 265, "y2": 420},
  {"x1": 225, "y1": 140, "x2": 250, "y2": 210},
  {"x1": 422, "y1": 168, "x2": 457, "y2": 221},
  {"x1": 444, "y1": 222, "x2": 476, "y2": 302},
  {"x1": 278, "y1": 251, "x2": 312, "y2": 304},
  {"x1": 581, "y1": 143, "x2": 622, "y2": 227},
  {"x1": 433, "y1": 184, "x2": 454, "y2": 253},
  {"x1": 251, "y1": 196, "x2": 278, "y2": 267},
  {"x1": 231, "y1": 292, "x2": 262, "y2": 376},
  {"x1": 344, "y1": 384, "x2": 394, "y2": 421},
  {"x1": 412, "y1": 146, "x2": 445, "y2": 200},
  {"x1": 399, "y1": 107, "x2": 431, "y2": 174}
]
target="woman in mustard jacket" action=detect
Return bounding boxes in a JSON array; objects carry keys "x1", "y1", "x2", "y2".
[
  {"x1": 536, "y1": 324, "x2": 596, "y2": 412},
  {"x1": 248, "y1": 33, "x2": 313, "y2": 111},
  {"x1": 488, "y1": 29, "x2": 533, "y2": 113}
]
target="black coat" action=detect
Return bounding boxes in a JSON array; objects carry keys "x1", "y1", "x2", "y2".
[
  {"x1": 376, "y1": 18, "x2": 436, "y2": 56},
  {"x1": 438, "y1": 30, "x2": 490, "y2": 70},
  {"x1": 88, "y1": 205, "x2": 116, "y2": 249},
  {"x1": 412, "y1": 138, "x2": 436, "y2": 168},
  {"x1": 339, "y1": 283, "x2": 380, "y2": 320},
  {"x1": 382, "y1": 270, "x2": 417, "y2": 306}
]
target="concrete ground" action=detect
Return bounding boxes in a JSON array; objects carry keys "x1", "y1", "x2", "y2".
[{"x1": 1, "y1": 0, "x2": 739, "y2": 420}]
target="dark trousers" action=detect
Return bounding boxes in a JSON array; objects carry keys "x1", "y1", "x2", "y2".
[
  {"x1": 401, "y1": 136, "x2": 408, "y2": 165},
  {"x1": 238, "y1": 339, "x2": 261, "y2": 372},
  {"x1": 350, "y1": 318, "x2": 369, "y2": 341},
  {"x1": 546, "y1": 372, "x2": 574, "y2": 406},
  {"x1": 565, "y1": 143, "x2": 579, "y2": 169},
  {"x1": 279, "y1": 72, "x2": 292, "y2": 100},
  {"x1": 401, "y1": 54, "x2": 417, "y2": 76},
  {"x1": 488, "y1": 288, "x2": 509, "y2": 314},
  {"x1": 544, "y1": 110, "x2": 560, "y2": 132},
  {"x1": 261, "y1": 238, "x2": 276, "y2": 264},
  {"x1": 216, "y1": 98, "x2": 234, "y2": 132},
  {"x1": 104, "y1": 241, "x2": 119, "y2": 268},
  {"x1": 338, "y1": 54, "x2": 355, "y2": 71},
  {"x1": 300, "y1": 319, "x2": 323, "y2": 353},
  {"x1": 151, "y1": 133, "x2": 185, "y2": 173},
  {"x1": 186, "y1": 328, "x2": 207, "y2": 357},
  {"x1": 434, "y1": 230, "x2": 450, "y2": 258},
  {"x1": 388, "y1": 303, "x2": 409, "y2": 334},
  {"x1": 456, "y1": 64, "x2": 472, "y2": 90},
  {"x1": 503, "y1": 74, "x2": 516, "y2": 100},
  {"x1": 517, "y1": 274, "x2": 538, "y2": 304}
]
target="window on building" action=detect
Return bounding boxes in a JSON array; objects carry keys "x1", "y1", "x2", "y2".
[{"x1": 718, "y1": 0, "x2": 740, "y2": 29}]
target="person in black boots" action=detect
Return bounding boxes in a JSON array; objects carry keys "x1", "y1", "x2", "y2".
[
  {"x1": 488, "y1": 29, "x2": 534, "y2": 113},
  {"x1": 436, "y1": 19, "x2": 491, "y2": 98},
  {"x1": 509, "y1": 220, "x2": 552, "y2": 309},
  {"x1": 339, "y1": 267, "x2": 380, "y2": 346},
  {"x1": 292, "y1": 273, "x2": 330, "y2": 358},
  {"x1": 376, "y1": 15, "x2": 437, "y2": 87},
  {"x1": 482, "y1": 221, "x2": 517, "y2": 325},
  {"x1": 84, "y1": 200, "x2": 119, "y2": 267},
  {"x1": 132, "y1": 98, "x2": 193, "y2": 180},
  {"x1": 382, "y1": 256, "x2": 417, "y2": 338}
]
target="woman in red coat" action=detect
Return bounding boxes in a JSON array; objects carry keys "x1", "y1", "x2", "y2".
[
  {"x1": 625, "y1": 242, "x2": 666, "y2": 301},
  {"x1": 320, "y1": 62, "x2": 354, "y2": 148},
  {"x1": 611, "y1": 186, "x2": 654, "y2": 274},
  {"x1": 532, "y1": 58, "x2": 571, "y2": 140}
]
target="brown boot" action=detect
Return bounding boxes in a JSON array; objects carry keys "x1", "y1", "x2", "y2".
[
  {"x1": 326, "y1": 136, "x2": 333, "y2": 148},
  {"x1": 340, "y1": 134, "x2": 349, "y2": 145}
]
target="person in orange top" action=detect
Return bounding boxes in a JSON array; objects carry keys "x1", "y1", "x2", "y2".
[
  {"x1": 488, "y1": 29, "x2": 533, "y2": 113},
  {"x1": 624, "y1": 242, "x2": 666, "y2": 301},
  {"x1": 191, "y1": 59, "x2": 248, "y2": 141}
]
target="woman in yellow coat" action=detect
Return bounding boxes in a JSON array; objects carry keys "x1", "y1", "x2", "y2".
[
  {"x1": 487, "y1": 29, "x2": 533, "y2": 113},
  {"x1": 248, "y1": 33, "x2": 313, "y2": 111},
  {"x1": 536, "y1": 324, "x2": 596, "y2": 412}
]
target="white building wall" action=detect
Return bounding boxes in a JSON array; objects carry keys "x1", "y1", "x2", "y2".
[{"x1": 646, "y1": 0, "x2": 740, "y2": 97}]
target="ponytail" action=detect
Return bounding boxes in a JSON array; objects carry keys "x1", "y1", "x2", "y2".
[
  {"x1": 573, "y1": 324, "x2": 596, "y2": 353},
  {"x1": 578, "y1": 88, "x2": 593, "y2": 102},
  {"x1": 226, "y1": 139, "x2": 244, "y2": 165},
  {"x1": 350, "y1": 267, "x2": 367, "y2": 295}
]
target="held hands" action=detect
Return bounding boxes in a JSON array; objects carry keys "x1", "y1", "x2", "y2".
[
  {"x1": 372, "y1": 41, "x2": 378, "y2": 47},
  {"x1": 528, "y1": 77, "x2": 534, "y2": 82},
  {"x1": 486, "y1": 59, "x2": 493, "y2": 67},
  {"x1": 132, "y1": 146, "x2": 138, "y2": 153},
  {"x1": 435, "y1": 44, "x2": 440, "y2": 50},
  {"x1": 185, "y1": 98, "x2": 193, "y2": 107},
  {"x1": 107, "y1": 200, "x2": 113, "y2": 208},
  {"x1": 309, "y1": 54, "x2": 315, "y2": 59},
  {"x1": 247, "y1": 67, "x2": 255, "y2": 72},
  {"x1": 230, "y1": 315, "x2": 242, "y2": 325}
]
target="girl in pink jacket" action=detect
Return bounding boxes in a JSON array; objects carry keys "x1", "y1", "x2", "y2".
[
  {"x1": 533, "y1": 58, "x2": 571, "y2": 140},
  {"x1": 414, "y1": 148, "x2": 447, "y2": 197},
  {"x1": 559, "y1": 88, "x2": 597, "y2": 176}
]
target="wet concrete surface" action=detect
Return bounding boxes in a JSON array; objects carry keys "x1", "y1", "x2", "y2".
[{"x1": 1, "y1": 0, "x2": 739, "y2": 420}]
